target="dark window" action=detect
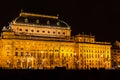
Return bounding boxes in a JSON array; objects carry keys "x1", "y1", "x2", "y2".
[
  {"x1": 37, "y1": 30, "x2": 39, "y2": 32},
  {"x1": 48, "y1": 31, "x2": 50, "y2": 33},
  {"x1": 25, "y1": 29, "x2": 28, "y2": 32},
  {"x1": 21, "y1": 48, "x2": 23, "y2": 50},
  {"x1": 98, "y1": 54, "x2": 99, "y2": 58},
  {"x1": 15, "y1": 52, "x2": 18, "y2": 56},
  {"x1": 21, "y1": 52, "x2": 23, "y2": 56},
  {"x1": 58, "y1": 32, "x2": 60, "y2": 34},
  {"x1": 63, "y1": 32, "x2": 65, "y2": 34},
  {"x1": 58, "y1": 53, "x2": 60, "y2": 58},
  {"x1": 34, "y1": 53, "x2": 36, "y2": 58},
  {"x1": 42, "y1": 31, "x2": 45, "y2": 33},
  {"x1": 46, "y1": 53, "x2": 48, "y2": 58},
  {"x1": 118, "y1": 51, "x2": 120, "y2": 53},
  {"x1": 43, "y1": 53, "x2": 45, "y2": 58},
  {"x1": 31, "y1": 30, "x2": 34, "y2": 32},
  {"x1": 19, "y1": 29, "x2": 22, "y2": 31},
  {"x1": 53, "y1": 32, "x2": 55, "y2": 34}
]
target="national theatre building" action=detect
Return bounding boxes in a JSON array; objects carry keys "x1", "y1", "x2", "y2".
[{"x1": 0, "y1": 12, "x2": 111, "y2": 69}]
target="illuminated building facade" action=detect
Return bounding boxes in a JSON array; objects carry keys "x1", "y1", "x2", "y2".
[
  {"x1": 0, "y1": 12, "x2": 111, "y2": 69},
  {"x1": 75, "y1": 34, "x2": 111, "y2": 69},
  {"x1": 111, "y1": 41, "x2": 120, "y2": 68}
]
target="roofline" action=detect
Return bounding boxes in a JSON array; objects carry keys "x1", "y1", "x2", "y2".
[
  {"x1": 76, "y1": 42, "x2": 111, "y2": 45},
  {"x1": 11, "y1": 23, "x2": 71, "y2": 30},
  {"x1": 20, "y1": 12, "x2": 58, "y2": 19}
]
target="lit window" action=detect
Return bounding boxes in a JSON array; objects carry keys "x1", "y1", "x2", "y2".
[
  {"x1": 36, "y1": 19, "x2": 39, "y2": 24},
  {"x1": 98, "y1": 54, "x2": 99, "y2": 58},
  {"x1": 57, "y1": 22, "x2": 60, "y2": 26},
  {"x1": 47, "y1": 20, "x2": 50, "y2": 25},
  {"x1": 24, "y1": 18, "x2": 28, "y2": 23}
]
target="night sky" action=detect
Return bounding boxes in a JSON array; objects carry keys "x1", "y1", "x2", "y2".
[{"x1": 0, "y1": 0, "x2": 120, "y2": 42}]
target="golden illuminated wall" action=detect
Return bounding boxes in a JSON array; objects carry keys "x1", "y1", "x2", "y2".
[
  {"x1": 75, "y1": 34, "x2": 111, "y2": 69},
  {"x1": 11, "y1": 24, "x2": 71, "y2": 38},
  {"x1": 0, "y1": 32, "x2": 75, "y2": 69},
  {"x1": 78, "y1": 44, "x2": 111, "y2": 69},
  {"x1": 0, "y1": 31, "x2": 112, "y2": 69}
]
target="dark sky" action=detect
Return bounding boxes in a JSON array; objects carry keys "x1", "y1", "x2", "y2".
[{"x1": 0, "y1": 0, "x2": 120, "y2": 42}]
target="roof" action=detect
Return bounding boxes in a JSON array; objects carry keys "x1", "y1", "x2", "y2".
[{"x1": 12, "y1": 12, "x2": 70, "y2": 28}]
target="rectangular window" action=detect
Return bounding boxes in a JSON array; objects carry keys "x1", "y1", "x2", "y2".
[
  {"x1": 58, "y1": 53, "x2": 60, "y2": 58},
  {"x1": 92, "y1": 54, "x2": 94, "y2": 58},
  {"x1": 89, "y1": 54, "x2": 91, "y2": 58},
  {"x1": 95, "y1": 54, "x2": 97, "y2": 58},
  {"x1": 46, "y1": 53, "x2": 48, "y2": 58},
  {"x1": 15, "y1": 52, "x2": 18, "y2": 56},
  {"x1": 98, "y1": 54, "x2": 99, "y2": 58},
  {"x1": 21, "y1": 52, "x2": 23, "y2": 56},
  {"x1": 34, "y1": 53, "x2": 36, "y2": 58},
  {"x1": 87, "y1": 54, "x2": 88, "y2": 58}
]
